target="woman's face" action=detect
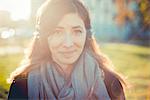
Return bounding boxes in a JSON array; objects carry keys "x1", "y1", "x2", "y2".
[{"x1": 48, "y1": 13, "x2": 86, "y2": 66}]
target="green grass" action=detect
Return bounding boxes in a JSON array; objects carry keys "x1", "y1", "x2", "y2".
[
  {"x1": 0, "y1": 53, "x2": 23, "y2": 98},
  {"x1": 0, "y1": 43, "x2": 150, "y2": 99},
  {"x1": 101, "y1": 43, "x2": 150, "y2": 100}
]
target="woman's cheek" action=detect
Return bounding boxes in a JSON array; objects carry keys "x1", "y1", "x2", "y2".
[
  {"x1": 48, "y1": 36, "x2": 64, "y2": 48},
  {"x1": 74, "y1": 36, "x2": 86, "y2": 47}
]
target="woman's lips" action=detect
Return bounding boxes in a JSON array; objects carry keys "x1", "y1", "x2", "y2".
[
  {"x1": 59, "y1": 50, "x2": 76, "y2": 57},
  {"x1": 60, "y1": 50, "x2": 76, "y2": 53}
]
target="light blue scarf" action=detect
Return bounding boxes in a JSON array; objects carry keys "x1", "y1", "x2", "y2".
[{"x1": 28, "y1": 50, "x2": 110, "y2": 100}]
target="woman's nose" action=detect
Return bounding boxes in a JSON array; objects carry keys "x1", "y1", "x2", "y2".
[{"x1": 63, "y1": 33, "x2": 73, "y2": 47}]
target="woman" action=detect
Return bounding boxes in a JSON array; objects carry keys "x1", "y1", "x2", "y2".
[{"x1": 8, "y1": 0, "x2": 126, "y2": 99}]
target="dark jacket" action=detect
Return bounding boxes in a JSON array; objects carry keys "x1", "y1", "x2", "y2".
[{"x1": 8, "y1": 70, "x2": 125, "y2": 100}]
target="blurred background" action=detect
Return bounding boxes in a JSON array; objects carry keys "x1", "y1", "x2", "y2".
[{"x1": 0, "y1": 0, "x2": 149, "y2": 99}]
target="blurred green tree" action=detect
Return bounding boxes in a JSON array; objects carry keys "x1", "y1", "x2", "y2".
[{"x1": 139, "y1": 0, "x2": 150, "y2": 30}]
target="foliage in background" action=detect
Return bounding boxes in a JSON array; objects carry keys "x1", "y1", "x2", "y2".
[{"x1": 139, "y1": 0, "x2": 150, "y2": 30}]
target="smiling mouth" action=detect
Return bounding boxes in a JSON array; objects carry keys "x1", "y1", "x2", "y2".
[
  {"x1": 60, "y1": 51, "x2": 76, "y2": 57},
  {"x1": 60, "y1": 50, "x2": 76, "y2": 53}
]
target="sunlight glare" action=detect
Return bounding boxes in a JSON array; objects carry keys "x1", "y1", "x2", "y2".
[{"x1": 0, "y1": 0, "x2": 31, "y2": 21}]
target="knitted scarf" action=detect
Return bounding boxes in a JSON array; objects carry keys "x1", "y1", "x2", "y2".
[{"x1": 28, "y1": 50, "x2": 110, "y2": 100}]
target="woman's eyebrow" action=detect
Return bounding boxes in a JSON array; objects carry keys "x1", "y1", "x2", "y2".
[
  {"x1": 55, "y1": 26, "x2": 64, "y2": 30},
  {"x1": 56, "y1": 26, "x2": 83, "y2": 30},
  {"x1": 72, "y1": 26, "x2": 83, "y2": 30}
]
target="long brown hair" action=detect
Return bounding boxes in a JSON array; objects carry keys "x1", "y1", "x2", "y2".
[{"x1": 8, "y1": 0, "x2": 126, "y2": 89}]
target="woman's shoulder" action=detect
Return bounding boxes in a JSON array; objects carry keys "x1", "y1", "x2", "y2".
[
  {"x1": 12, "y1": 75, "x2": 28, "y2": 91},
  {"x1": 8, "y1": 75, "x2": 28, "y2": 99},
  {"x1": 104, "y1": 70, "x2": 125, "y2": 100}
]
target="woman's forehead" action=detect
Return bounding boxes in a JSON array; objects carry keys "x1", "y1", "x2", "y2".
[{"x1": 56, "y1": 13, "x2": 85, "y2": 28}]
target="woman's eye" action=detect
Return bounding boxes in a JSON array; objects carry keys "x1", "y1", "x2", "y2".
[
  {"x1": 73, "y1": 30, "x2": 82, "y2": 35},
  {"x1": 54, "y1": 30, "x2": 63, "y2": 35}
]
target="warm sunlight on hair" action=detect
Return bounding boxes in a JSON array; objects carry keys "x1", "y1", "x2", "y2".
[{"x1": 0, "y1": 0, "x2": 31, "y2": 21}]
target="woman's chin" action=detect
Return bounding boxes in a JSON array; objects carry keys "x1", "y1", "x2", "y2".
[{"x1": 59, "y1": 55, "x2": 79, "y2": 65}]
